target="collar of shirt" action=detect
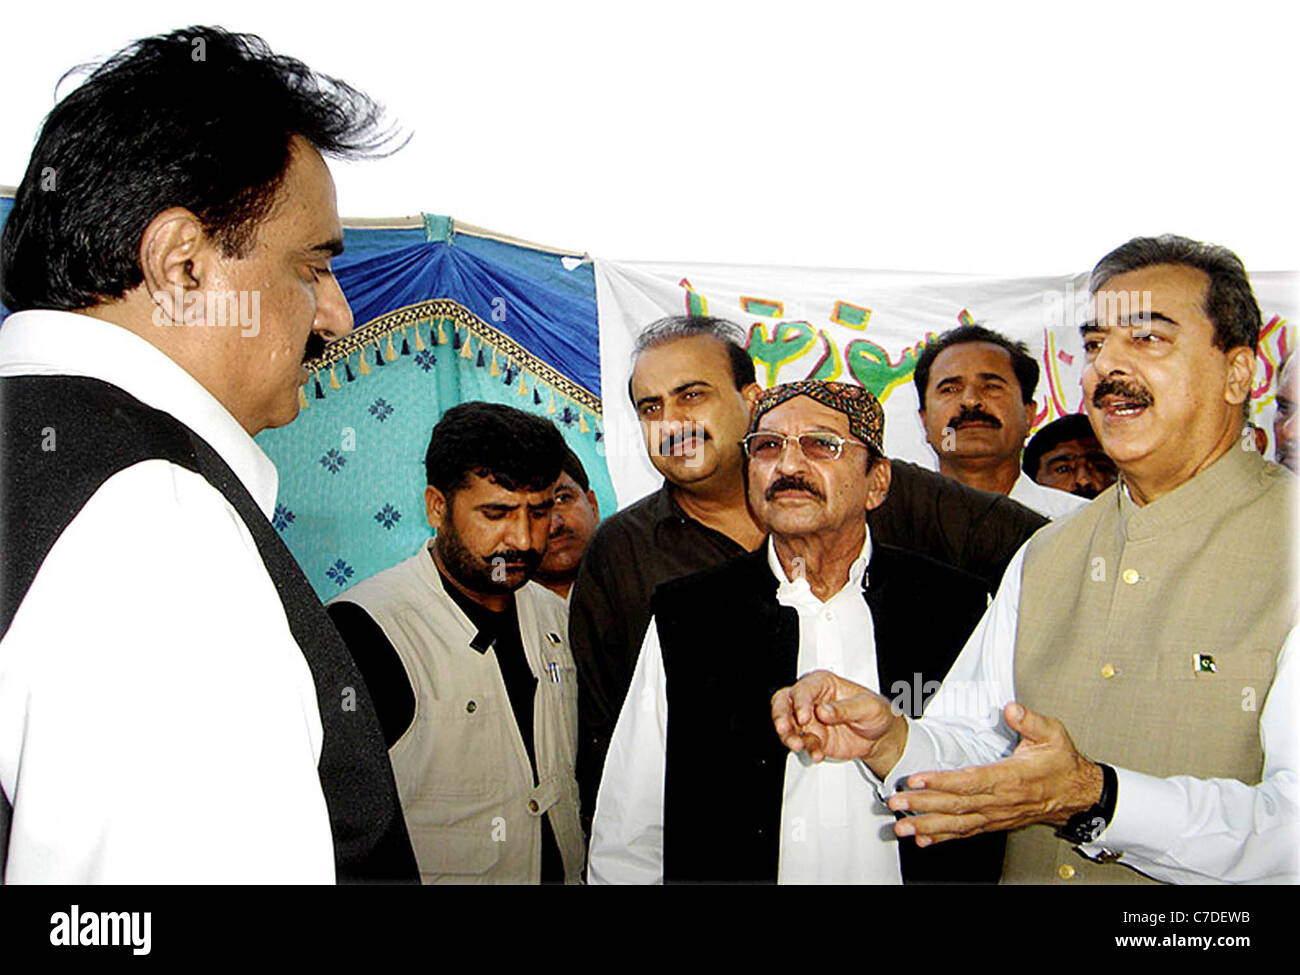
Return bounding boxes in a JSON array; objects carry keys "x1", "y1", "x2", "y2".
[
  {"x1": 765, "y1": 530, "x2": 873, "y2": 613},
  {"x1": 0, "y1": 309, "x2": 279, "y2": 517}
]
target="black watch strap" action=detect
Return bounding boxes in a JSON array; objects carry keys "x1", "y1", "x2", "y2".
[{"x1": 1055, "y1": 763, "x2": 1117, "y2": 846}]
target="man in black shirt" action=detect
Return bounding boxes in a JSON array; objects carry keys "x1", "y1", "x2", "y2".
[{"x1": 571, "y1": 316, "x2": 1048, "y2": 833}]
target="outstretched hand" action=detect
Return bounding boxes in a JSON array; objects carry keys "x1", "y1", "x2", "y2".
[
  {"x1": 886, "y1": 702, "x2": 1104, "y2": 846},
  {"x1": 771, "y1": 669, "x2": 909, "y2": 776}
]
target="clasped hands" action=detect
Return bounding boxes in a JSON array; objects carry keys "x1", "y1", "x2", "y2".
[{"x1": 770, "y1": 670, "x2": 1104, "y2": 846}]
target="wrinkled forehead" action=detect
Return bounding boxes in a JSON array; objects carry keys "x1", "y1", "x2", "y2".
[
  {"x1": 457, "y1": 470, "x2": 555, "y2": 506},
  {"x1": 755, "y1": 395, "x2": 851, "y2": 435}
]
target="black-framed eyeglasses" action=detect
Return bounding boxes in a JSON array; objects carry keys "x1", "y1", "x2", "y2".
[{"x1": 740, "y1": 431, "x2": 870, "y2": 462}]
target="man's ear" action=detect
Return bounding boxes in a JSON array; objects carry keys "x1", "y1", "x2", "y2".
[
  {"x1": 1224, "y1": 347, "x2": 1256, "y2": 408},
  {"x1": 741, "y1": 381, "x2": 762, "y2": 419},
  {"x1": 864, "y1": 456, "x2": 892, "y2": 512},
  {"x1": 1023, "y1": 399, "x2": 1037, "y2": 432},
  {"x1": 586, "y1": 489, "x2": 600, "y2": 521},
  {"x1": 425, "y1": 485, "x2": 448, "y2": 531},
  {"x1": 138, "y1": 208, "x2": 206, "y2": 323}
]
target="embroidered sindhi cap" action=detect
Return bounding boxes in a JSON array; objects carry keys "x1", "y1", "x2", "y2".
[{"x1": 750, "y1": 380, "x2": 885, "y2": 455}]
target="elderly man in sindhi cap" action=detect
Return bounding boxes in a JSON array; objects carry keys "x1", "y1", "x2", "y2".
[{"x1": 588, "y1": 380, "x2": 1005, "y2": 884}]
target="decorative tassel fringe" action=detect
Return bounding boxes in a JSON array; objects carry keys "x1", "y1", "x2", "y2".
[
  {"x1": 298, "y1": 386, "x2": 308, "y2": 409},
  {"x1": 414, "y1": 324, "x2": 426, "y2": 352},
  {"x1": 518, "y1": 372, "x2": 528, "y2": 397},
  {"x1": 438, "y1": 320, "x2": 448, "y2": 345},
  {"x1": 490, "y1": 349, "x2": 500, "y2": 377},
  {"x1": 401, "y1": 334, "x2": 411, "y2": 357},
  {"x1": 476, "y1": 347, "x2": 485, "y2": 368},
  {"x1": 546, "y1": 389, "x2": 556, "y2": 415},
  {"x1": 344, "y1": 359, "x2": 355, "y2": 382},
  {"x1": 329, "y1": 364, "x2": 341, "y2": 390},
  {"x1": 385, "y1": 333, "x2": 398, "y2": 361},
  {"x1": 579, "y1": 409, "x2": 589, "y2": 434},
  {"x1": 374, "y1": 344, "x2": 384, "y2": 367},
  {"x1": 314, "y1": 375, "x2": 325, "y2": 400},
  {"x1": 533, "y1": 388, "x2": 542, "y2": 406},
  {"x1": 460, "y1": 334, "x2": 474, "y2": 359},
  {"x1": 359, "y1": 352, "x2": 371, "y2": 376},
  {"x1": 452, "y1": 326, "x2": 462, "y2": 350}
]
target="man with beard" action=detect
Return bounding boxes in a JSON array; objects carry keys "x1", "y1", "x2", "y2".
[
  {"x1": 535, "y1": 447, "x2": 601, "y2": 601},
  {"x1": 914, "y1": 324, "x2": 1088, "y2": 519},
  {"x1": 327, "y1": 402, "x2": 584, "y2": 883},
  {"x1": 1021, "y1": 413, "x2": 1118, "y2": 499},
  {"x1": 773, "y1": 236, "x2": 1297, "y2": 884},
  {"x1": 0, "y1": 26, "x2": 415, "y2": 883}
]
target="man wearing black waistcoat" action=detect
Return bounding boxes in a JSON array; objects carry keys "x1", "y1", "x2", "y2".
[
  {"x1": 589, "y1": 380, "x2": 1005, "y2": 883},
  {"x1": 0, "y1": 27, "x2": 416, "y2": 882}
]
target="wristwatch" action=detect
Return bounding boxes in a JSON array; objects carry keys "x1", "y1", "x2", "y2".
[{"x1": 1054, "y1": 762, "x2": 1117, "y2": 846}]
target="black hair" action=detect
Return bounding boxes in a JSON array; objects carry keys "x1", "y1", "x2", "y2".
[
  {"x1": 1088, "y1": 235, "x2": 1261, "y2": 352},
  {"x1": 1022, "y1": 413, "x2": 1099, "y2": 479},
  {"x1": 627, "y1": 315, "x2": 757, "y2": 401},
  {"x1": 425, "y1": 402, "x2": 566, "y2": 497},
  {"x1": 912, "y1": 324, "x2": 1039, "y2": 409},
  {"x1": 559, "y1": 444, "x2": 590, "y2": 492},
  {"x1": 1, "y1": 25, "x2": 402, "y2": 311}
]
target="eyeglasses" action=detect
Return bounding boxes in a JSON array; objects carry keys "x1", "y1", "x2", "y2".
[{"x1": 740, "y1": 431, "x2": 870, "y2": 462}]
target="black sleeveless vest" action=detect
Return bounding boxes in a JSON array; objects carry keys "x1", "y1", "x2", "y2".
[
  {"x1": 655, "y1": 543, "x2": 1006, "y2": 884},
  {"x1": 0, "y1": 375, "x2": 418, "y2": 883}
]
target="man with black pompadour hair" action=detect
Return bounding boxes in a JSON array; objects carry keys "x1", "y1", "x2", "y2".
[
  {"x1": 0, "y1": 25, "x2": 416, "y2": 884},
  {"x1": 328, "y1": 402, "x2": 586, "y2": 884}
]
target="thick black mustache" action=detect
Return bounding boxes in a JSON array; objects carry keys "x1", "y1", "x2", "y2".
[
  {"x1": 1093, "y1": 377, "x2": 1154, "y2": 409},
  {"x1": 485, "y1": 549, "x2": 543, "y2": 570},
  {"x1": 1073, "y1": 485, "x2": 1101, "y2": 500},
  {"x1": 948, "y1": 407, "x2": 1002, "y2": 429},
  {"x1": 660, "y1": 428, "x2": 711, "y2": 453},
  {"x1": 303, "y1": 332, "x2": 327, "y2": 364},
  {"x1": 766, "y1": 475, "x2": 824, "y2": 501}
]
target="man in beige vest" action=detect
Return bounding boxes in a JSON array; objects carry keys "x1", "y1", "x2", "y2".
[
  {"x1": 772, "y1": 235, "x2": 1296, "y2": 884},
  {"x1": 328, "y1": 402, "x2": 584, "y2": 883}
]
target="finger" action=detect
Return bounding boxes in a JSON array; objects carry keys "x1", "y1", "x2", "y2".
[
  {"x1": 771, "y1": 688, "x2": 800, "y2": 746},
  {"x1": 888, "y1": 788, "x2": 1001, "y2": 816},
  {"x1": 817, "y1": 691, "x2": 892, "y2": 735},
  {"x1": 789, "y1": 670, "x2": 833, "y2": 726},
  {"x1": 894, "y1": 811, "x2": 990, "y2": 840},
  {"x1": 903, "y1": 763, "x2": 1011, "y2": 797},
  {"x1": 1004, "y1": 701, "x2": 1060, "y2": 745}
]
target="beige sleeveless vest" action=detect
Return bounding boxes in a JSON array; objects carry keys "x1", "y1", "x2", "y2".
[
  {"x1": 331, "y1": 541, "x2": 584, "y2": 884},
  {"x1": 1006, "y1": 445, "x2": 1294, "y2": 884}
]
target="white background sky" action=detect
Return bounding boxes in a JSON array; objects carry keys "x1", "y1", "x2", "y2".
[{"x1": 4, "y1": 1, "x2": 1297, "y2": 274}]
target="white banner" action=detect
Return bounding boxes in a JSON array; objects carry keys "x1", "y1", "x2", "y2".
[{"x1": 594, "y1": 259, "x2": 1297, "y2": 509}]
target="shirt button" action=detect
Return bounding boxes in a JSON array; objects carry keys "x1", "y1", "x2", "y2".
[
  {"x1": 824, "y1": 610, "x2": 835, "y2": 622},
  {"x1": 1058, "y1": 864, "x2": 1076, "y2": 880},
  {"x1": 465, "y1": 700, "x2": 477, "y2": 713},
  {"x1": 1100, "y1": 663, "x2": 1117, "y2": 679},
  {"x1": 1122, "y1": 569, "x2": 1140, "y2": 585},
  {"x1": 527, "y1": 799, "x2": 540, "y2": 813}
]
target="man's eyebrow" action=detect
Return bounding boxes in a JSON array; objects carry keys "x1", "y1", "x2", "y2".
[
  {"x1": 309, "y1": 237, "x2": 345, "y2": 257},
  {"x1": 670, "y1": 380, "x2": 711, "y2": 396},
  {"x1": 1079, "y1": 311, "x2": 1180, "y2": 336},
  {"x1": 476, "y1": 501, "x2": 520, "y2": 512}
]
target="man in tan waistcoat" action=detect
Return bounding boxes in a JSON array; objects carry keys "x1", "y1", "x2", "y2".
[{"x1": 772, "y1": 235, "x2": 1297, "y2": 884}]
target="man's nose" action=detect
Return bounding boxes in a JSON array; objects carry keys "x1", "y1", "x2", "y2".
[
  {"x1": 1090, "y1": 331, "x2": 1131, "y2": 377},
  {"x1": 959, "y1": 382, "x2": 983, "y2": 408},
  {"x1": 314, "y1": 273, "x2": 353, "y2": 341},
  {"x1": 774, "y1": 436, "x2": 811, "y2": 473},
  {"x1": 502, "y1": 511, "x2": 532, "y2": 550}
]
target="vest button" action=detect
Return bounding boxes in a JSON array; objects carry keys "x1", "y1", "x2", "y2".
[
  {"x1": 1058, "y1": 864, "x2": 1076, "y2": 880},
  {"x1": 466, "y1": 700, "x2": 477, "y2": 713},
  {"x1": 1100, "y1": 663, "x2": 1116, "y2": 679},
  {"x1": 1122, "y1": 569, "x2": 1140, "y2": 585},
  {"x1": 527, "y1": 799, "x2": 540, "y2": 813}
]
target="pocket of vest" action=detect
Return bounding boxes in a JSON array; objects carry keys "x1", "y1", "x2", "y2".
[{"x1": 408, "y1": 824, "x2": 503, "y2": 877}]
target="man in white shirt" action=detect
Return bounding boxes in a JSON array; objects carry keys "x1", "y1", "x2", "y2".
[
  {"x1": 914, "y1": 324, "x2": 1088, "y2": 519},
  {"x1": 774, "y1": 236, "x2": 1297, "y2": 884},
  {"x1": 0, "y1": 26, "x2": 416, "y2": 882},
  {"x1": 589, "y1": 380, "x2": 1003, "y2": 884}
]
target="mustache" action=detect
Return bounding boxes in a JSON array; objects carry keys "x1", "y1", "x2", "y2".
[
  {"x1": 1092, "y1": 377, "x2": 1154, "y2": 409},
  {"x1": 548, "y1": 525, "x2": 575, "y2": 541},
  {"x1": 948, "y1": 406, "x2": 1002, "y2": 429},
  {"x1": 765, "y1": 475, "x2": 824, "y2": 501},
  {"x1": 1073, "y1": 485, "x2": 1101, "y2": 500},
  {"x1": 303, "y1": 332, "x2": 326, "y2": 364},
  {"x1": 659, "y1": 427, "x2": 711, "y2": 454}
]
